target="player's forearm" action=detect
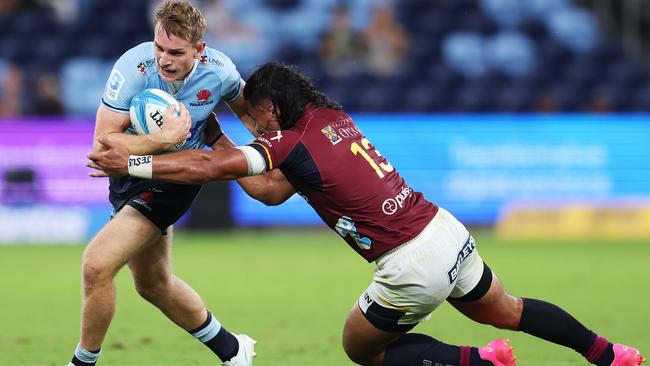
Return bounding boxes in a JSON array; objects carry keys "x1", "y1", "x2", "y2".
[
  {"x1": 148, "y1": 150, "x2": 220, "y2": 184},
  {"x1": 104, "y1": 132, "x2": 173, "y2": 155}
]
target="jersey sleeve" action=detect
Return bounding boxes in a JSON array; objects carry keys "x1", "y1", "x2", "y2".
[
  {"x1": 218, "y1": 55, "x2": 242, "y2": 102},
  {"x1": 247, "y1": 130, "x2": 299, "y2": 171},
  {"x1": 101, "y1": 47, "x2": 146, "y2": 114}
]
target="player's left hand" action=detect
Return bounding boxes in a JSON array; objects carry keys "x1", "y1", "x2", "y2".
[{"x1": 87, "y1": 138, "x2": 130, "y2": 177}]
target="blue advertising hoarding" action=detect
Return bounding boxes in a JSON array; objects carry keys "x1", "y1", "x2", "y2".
[
  {"x1": 222, "y1": 114, "x2": 650, "y2": 225},
  {"x1": 0, "y1": 114, "x2": 648, "y2": 242}
]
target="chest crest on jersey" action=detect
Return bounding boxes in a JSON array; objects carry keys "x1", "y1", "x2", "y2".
[
  {"x1": 189, "y1": 89, "x2": 215, "y2": 107},
  {"x1": 321, "y1": 125, "x2": 342, "y2": 145}
]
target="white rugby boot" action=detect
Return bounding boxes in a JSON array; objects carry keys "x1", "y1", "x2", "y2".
[{"x1": 223, "y1": 334, "x2": 256, "y2": 366}]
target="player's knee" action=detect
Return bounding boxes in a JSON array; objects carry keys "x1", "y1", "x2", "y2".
[
  {"x1": 489, "y1": 295, "x2": 523, "y2": 330},
  {"x1": 81, "y1": 257, "x2": 115, "y2": 288}
]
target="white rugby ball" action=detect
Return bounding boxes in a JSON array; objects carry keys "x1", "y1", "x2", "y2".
[{"x1": 129, "y1": 88, "x2": 185, "y2": 150}]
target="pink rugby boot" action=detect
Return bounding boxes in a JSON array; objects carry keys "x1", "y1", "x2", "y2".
[
  {"x1": 611, "y1": 344, "x2": 646, "y2": 366},
  {"x1": 478, "y1": 339, "x2": 517, "y2": 366}
]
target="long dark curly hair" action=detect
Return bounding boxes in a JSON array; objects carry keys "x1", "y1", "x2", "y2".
[{"x1": 243, "y1": 62, "x2": 342, "y2": 129}]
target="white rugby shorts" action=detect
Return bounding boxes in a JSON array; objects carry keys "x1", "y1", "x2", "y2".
[{"x1": 358, "y1": 207, "x2": 485, "y2": 326}]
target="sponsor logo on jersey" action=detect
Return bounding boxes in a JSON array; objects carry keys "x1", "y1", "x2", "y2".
[
  {"x1": 256, "y1": 136, "x2": 273, "y2": 148},
  {"x1": 335, "y1": 216, "x2": 372, "y2": 250},
  {"x1": 106, "y1": 69, "x2": 125, "y2": 101},
  {"x1": 136, "y1": 58, "x2": 155, "y2": 75},
  {"x1": 358, "y1": 291, "x2": 374, "y2": 313},
  {"x1": 132, "y1": 191, "x2": 154, "y2": 212},
  {"x1": 447, "y1": 236, "x2": 476, "y2": 284},
  {"x1": 189, "y1": 89, "x2": 215, "y2": 107},
  {"x1": 381, "y1": 186, "x2": 413, "y2": 215},
  {"x1": 199, "y1": 55, "x2": 224, "y2": 67},
  {"x1": 321, "y1": 125, "x2": 342, "y2": 145},
  {"x1": 337, "y1": 126, "x2": 361, "y2": 138}
]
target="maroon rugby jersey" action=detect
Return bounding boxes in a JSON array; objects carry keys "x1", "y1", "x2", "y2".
[{"x1": 249, "y1": 104, "x2": 438, "y2": 262}]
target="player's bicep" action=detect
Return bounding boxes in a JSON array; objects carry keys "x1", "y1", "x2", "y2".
[
  {"x1": 236, "y1": 168, "x2": 295, "y2": 206},
  {"x1": 265, "y1": 169, "x2": 296, "y2": 204}
]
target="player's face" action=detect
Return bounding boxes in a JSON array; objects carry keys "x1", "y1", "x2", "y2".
[
  {"x1": 246, "y1": 99, "x2": 281, "y2": 135},
  {"x1": 154, "y1": 24, "x2": 204, "y2": 83}
]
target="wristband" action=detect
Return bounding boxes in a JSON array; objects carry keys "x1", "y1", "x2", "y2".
[
  {"x1": 207, "y1": 131, "x2": 224, "y2": 146},
  {"x1": 127, "y1": 155, "x2": 153, "y2": 179}
]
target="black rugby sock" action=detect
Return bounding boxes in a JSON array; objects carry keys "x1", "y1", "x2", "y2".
[
  {"x1": 189, "y1": 311, "x2": 239, "y2": 362},
  {"x1": 383, "y1": 333, "x2": 491, "y2": 366},
  {"x1": 70, "y1": 345, "x2": 101, "y2": 366},
  {"x1": 518, "y1": 298, "x2": 614, "y2": 364}
]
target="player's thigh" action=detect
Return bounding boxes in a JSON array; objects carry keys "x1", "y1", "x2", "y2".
[
  {"x1": 84, "y1": 205, "x2": 161, "y2": 274},
  {"x1": 343, "y1": 303, "x2": 402, "y2": 365},
  {"x1": 127, "y1": 226, "x2": 174, "y2": 287}
]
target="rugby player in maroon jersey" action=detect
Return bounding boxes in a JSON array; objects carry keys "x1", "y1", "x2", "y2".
[{"x1": 89, "y1": 62, "x2": 645, "y2": 366}]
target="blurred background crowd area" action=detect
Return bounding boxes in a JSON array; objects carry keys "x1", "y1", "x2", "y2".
[{"x1": 2, "y1": 0, "x2": 650, "y2": 117}]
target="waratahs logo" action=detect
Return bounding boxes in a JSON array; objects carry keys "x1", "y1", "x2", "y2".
[
  {"x1": 190, "y1": 89, "x2": 214, "y2": 107},
  {"x1": 197, "y1": 89, "x2": 211, "y2": 100}
]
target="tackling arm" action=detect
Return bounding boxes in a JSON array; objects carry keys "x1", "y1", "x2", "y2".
[
  {"x1": 212, "y1": 133, "x2": 296, "y2": 206},
  {"x1": 89, "y1": 134, "x2": 296, "y2": 205}
]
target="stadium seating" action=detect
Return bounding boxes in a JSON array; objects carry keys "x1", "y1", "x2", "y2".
[
  {"x1": 0, "y1": 0, "x2": 647, "y2": 115},
  {"x1": 60, "y1": 58, "x2": 112, "y2": 117}
]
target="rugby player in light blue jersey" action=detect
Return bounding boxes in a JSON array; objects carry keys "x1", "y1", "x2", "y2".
[{"x1": 67, "y1": 1, "x2": 255, "y2": 366}]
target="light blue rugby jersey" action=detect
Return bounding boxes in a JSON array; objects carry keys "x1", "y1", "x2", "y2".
[{"x1": 101, "y1": 41, "x2": 242, "y2": 150}]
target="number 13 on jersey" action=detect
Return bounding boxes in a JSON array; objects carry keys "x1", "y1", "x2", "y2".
[{"x1": 350, "y1": 138, "x2": 394, "y2": 178}]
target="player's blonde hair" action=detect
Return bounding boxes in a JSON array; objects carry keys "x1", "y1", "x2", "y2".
[{"x1": 154, "y1": 0, "x2": 207, "y2": 46}]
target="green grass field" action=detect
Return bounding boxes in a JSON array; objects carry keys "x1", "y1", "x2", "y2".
[{"x1": 0, "y1": 229, "x2": 648, "y2": 366}]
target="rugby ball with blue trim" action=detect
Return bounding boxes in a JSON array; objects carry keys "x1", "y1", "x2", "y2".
[{"x1": 129, "y1": 88, "x2": 185, "y2": 150}]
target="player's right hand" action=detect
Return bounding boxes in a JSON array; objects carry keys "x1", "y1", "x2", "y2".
[{"x1": 158, "y1": 102, "x2": 191, "y2": 149}]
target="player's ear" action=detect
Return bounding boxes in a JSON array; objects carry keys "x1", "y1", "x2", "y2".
[
  {"x1": 194, "y1": 42, "x2": 206, "y2": 58},
  {"x1": 265, "y1": 100, "x2": 277, "y2": 114}
]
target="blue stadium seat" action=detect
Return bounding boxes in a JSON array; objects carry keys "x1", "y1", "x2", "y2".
[
  {"x1": 442, "y1": 32, "x2": 488, "y2": 77},
  {"x1": 484, "y1": 31, "x2": 537, "y2": 77},
  {"x1": 60, "y1": 57, "x2": 113, "y2": 117},
  {"x1": 547, "y1": 8, "x2": 599, "y2": 53}
]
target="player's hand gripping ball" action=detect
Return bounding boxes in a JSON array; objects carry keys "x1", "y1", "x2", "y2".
[{"x1": 129, "y1": 88, "x2": 186, "y2": 150}]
